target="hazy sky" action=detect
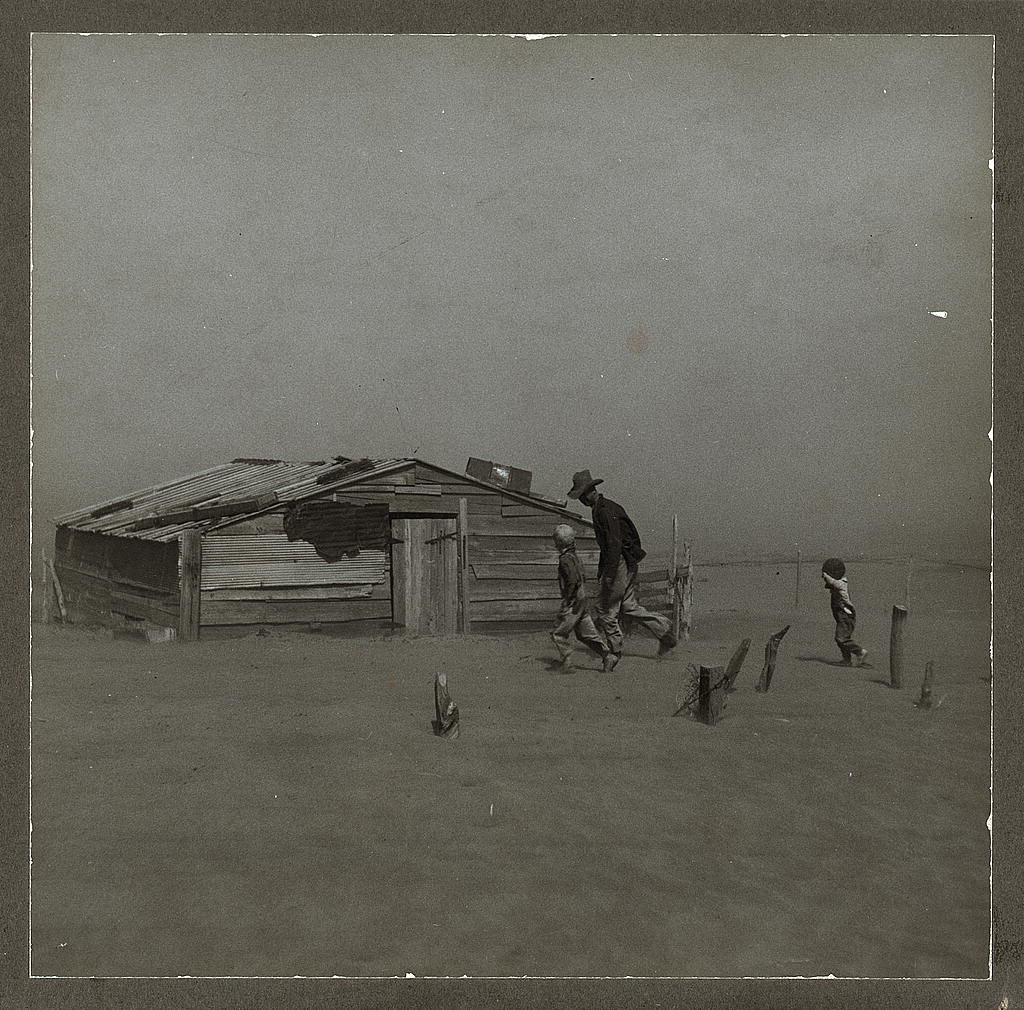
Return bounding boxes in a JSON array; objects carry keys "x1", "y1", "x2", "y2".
[{"x1": 30, "y1": 33, "x2": 993, "y2": 562}]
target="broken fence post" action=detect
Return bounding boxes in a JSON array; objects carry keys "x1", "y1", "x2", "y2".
[
  {"x1": 724, "y1": 638, "x2": 752, "y2": 692},
  {"x1": 889, "y1": 605, "x2": 908, "y2": 689},
  {"x1": 915, "y1": 660, "x2": 934, "y2": 709},
  {"x1": 698, "y1": 665, "x2": 727, "y2": 726},
  {"x1": 672, "y1": 663, "x2": 727, "y2": 725},
  {"x1": 433, "y1": 672, "x2": 460, "y2": 739},
  {"x1": 755, "y1": 625, "x2": 791, "y2": 693}
]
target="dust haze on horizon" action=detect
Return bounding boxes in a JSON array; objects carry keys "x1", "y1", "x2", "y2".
[{"x1": 29, "y1": 33, "x2": 993, "y2": 566}]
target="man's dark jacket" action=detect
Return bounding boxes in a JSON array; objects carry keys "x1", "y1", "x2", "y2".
[{"x1": 590, "y1": 494, "x2": 647, "y2": 580}]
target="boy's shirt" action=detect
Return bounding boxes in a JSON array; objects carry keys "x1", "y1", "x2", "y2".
[
  {"x1": 822, "y1": 572, "x2": 855, "y2": 616},
  {"x1": 557, "y1": 546, "x2": 587, "y2": 608}
]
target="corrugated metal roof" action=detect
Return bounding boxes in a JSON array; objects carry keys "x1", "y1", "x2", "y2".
[
  {"x1": 54, "y1": 458, "x2": 405, "y2": 541},
  {"x1": 54, "y1": 455, "x2": 589, "y2": 541},
  {"x1": 199, "y1": 536, "x2": 386, "y2": 589}
]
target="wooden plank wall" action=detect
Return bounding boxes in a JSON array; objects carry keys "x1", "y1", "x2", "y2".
[
  {"x1": 368, "y1": 464, "x2": 667, "y2": 625},
  {"x1": 401, "y1": 464, "x2": 592, "y2": 624},
  {"x1": 339, "y1": 463, "x2": 593, "y2": 625},
  {"x1": 52, "y1": 527, "x2": 180, "y2": 627},
  {"x1": 198, "y1": 583, "x2": 393, "y2": 627}
]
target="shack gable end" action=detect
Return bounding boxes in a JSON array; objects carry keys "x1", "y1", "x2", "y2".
[{"x1": 208, "y1": 459, "x2": 601, "y2": 627}]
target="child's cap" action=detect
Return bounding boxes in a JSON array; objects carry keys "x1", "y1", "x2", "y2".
[
  {"x1": 553, "y1": 524, "x2": 576, "y2": 546},
  {"x1": 822, "y1": 557, "x2": 846, "y2": 578}
]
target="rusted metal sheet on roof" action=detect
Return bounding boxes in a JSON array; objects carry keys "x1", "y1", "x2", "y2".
[
  {"x1": 199, "y1": 534, "x2": 387, "y2": 590},
  {"x1": 466, "y1": 457, "x2": 532, "y2": 493},
  {"x1": 284, "y1": 501, "x2": 391, "y2": 559}
]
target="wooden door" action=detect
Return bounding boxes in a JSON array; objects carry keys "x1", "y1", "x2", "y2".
[{"x1": 391, "y1": 517, "x2": 459, "y2": 635}]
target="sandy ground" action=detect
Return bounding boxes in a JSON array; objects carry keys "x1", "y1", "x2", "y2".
[{"x1": 29, "y1": 563, "x2": 991, "y2": 978}]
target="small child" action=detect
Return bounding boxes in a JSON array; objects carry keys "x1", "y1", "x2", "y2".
[
  {"x1": 550, "y1": 524, "x2": 610, "y2": 669},
  {"x1": 821, "y1": 557, "x2": 868, "y2": 667}
]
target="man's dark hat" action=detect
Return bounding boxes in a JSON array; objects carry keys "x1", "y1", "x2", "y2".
[{"x1": 568, "y1": 469, "x2": 603, "y2": 500}]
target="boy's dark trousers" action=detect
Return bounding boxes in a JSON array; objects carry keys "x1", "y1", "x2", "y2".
[{"x1": 833, "y1": 608, "x2": 863, "y2": 662}]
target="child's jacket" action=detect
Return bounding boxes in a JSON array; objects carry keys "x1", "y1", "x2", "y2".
[
  {"x1": 557, "y1": 546, "x2": 588, "y2": 609},
  {"x1": 822, "y1": 571, "x2": 855, "y2": 618}
]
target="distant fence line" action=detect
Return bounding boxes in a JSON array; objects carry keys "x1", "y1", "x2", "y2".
[{"x1": 642, "y1": 554, "x2": 990, "y2": 573}]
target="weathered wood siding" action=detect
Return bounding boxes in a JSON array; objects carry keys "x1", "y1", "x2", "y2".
[
  {"x1": 333, "y1": 462, "x2": 666, "y2": 626},
  {"x1": 317, "y1": 462, "x2": 597, "y2": 626},
  {"x1": 52, "y1": 527, "x2": 180, "y2": 627}
]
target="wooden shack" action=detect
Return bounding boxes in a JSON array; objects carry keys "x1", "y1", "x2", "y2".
[{"x1": 49, "y1": 455, "x2": 674, "y2": 640}]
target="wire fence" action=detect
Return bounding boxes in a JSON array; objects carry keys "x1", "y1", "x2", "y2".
[{"x1": 637, "y1": 554, "x2": 990, "y2": 625}]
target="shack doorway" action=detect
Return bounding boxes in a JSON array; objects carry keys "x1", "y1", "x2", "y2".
[{"x1": 391, "y1": 517, "x2": 459, "y2": 635}]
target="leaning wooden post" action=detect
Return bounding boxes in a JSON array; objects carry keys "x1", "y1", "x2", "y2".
[
  {"x1": 723, "y1": 637, "x2": 752, "y2": 692},
  {"x1": 755, "y1": 625, "x2": 791, "y2": 692},
  {"x1": 41, "y1": 553, "x2": 53, "y2": 624},
  {"x1": 915, "y1": 660, "x2": 934, "y2": 709},
  {"x1": 456, "y1": 497, "x2": 471, "y2": 634},
  {"x1": 671, "y1": 515, "x2": 681, "y2": 641},
  {"x1": 889, "y1": 605, "x2": 907, "y2": 689},
  {"x1": 681, "y1": 541, "x2": 693, "y2": 641},
  {"x1": 433, "y1": 672, "x2": 460, "y2": 739},
  {"x1": 48, "y1": 558, "x2": 67, "y2": 623},
  {"x1": 178, "y1": 530, "x2": 202, "y2": 643}
]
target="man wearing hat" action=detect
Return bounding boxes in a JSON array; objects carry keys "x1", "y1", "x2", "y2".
[{"x1": 567, "y1": 470, "x2": 678, "y2": 671}]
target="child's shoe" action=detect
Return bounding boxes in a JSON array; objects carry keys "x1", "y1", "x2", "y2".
[{"x1": 603, "y1": 653, "x2": 620, "y2": 672}]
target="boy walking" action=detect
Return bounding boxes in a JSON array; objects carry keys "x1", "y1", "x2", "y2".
[
  {"x1": 821, "y1": 557, "x2": 869, "y2": 666},
  {"x1": 550, "y1": 523, "x2": 610, "y2": 669}
]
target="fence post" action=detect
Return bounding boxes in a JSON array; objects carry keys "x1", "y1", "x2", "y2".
[
  {"x1": 723, "y1": 638, "x2": 752, "y2": 691},
  {"x1": 698, "y1": 665, "x2": 726, "y2": 725},
  {"x1": 681, "y1": 541, "x2": 693, "y2": 641},
  {"x1": 915, "y1": 660, "x2": 934, "y2": 709},
  {"x1": 889, "y1": 605, "x2": 907, "y2": 689},
  {"x1": 671, "y1": 516, "x2": 681, "y2": 641},
  {"x1": 755, "y1": 625, "x2": 791, "y2": 692}
]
